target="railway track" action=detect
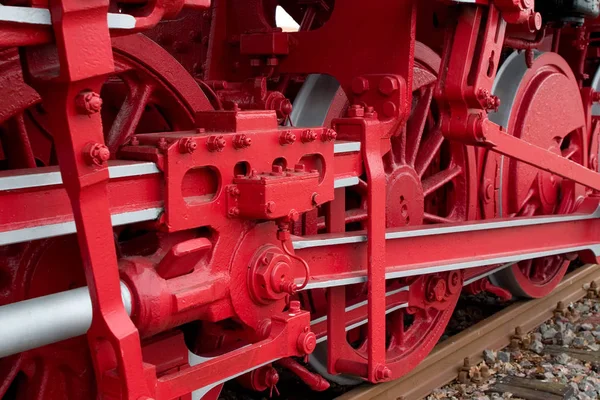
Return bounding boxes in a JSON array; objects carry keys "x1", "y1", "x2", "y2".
[{"x1": 337, "y1": 264, "x2": 600, "y2": 400}]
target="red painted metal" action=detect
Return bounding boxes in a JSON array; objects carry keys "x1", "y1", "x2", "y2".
[{"x1": 4, "y1": 0, "x2": 600, "y2": 398}]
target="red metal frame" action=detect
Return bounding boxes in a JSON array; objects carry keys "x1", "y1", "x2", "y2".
[{"x1": 3, "y1": 0, "x2": 600, "y2": 398}]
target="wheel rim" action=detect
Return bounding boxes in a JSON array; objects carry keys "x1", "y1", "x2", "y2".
[
  {"x1": 0, "y1": 34, "x2": 211, "y2": 168},
  {"x1": 488, "y1": 51, "x2": 588, "y2": 298},
  {"x1": 295, "y1": 43, "x2": 475, "y2": 383}
]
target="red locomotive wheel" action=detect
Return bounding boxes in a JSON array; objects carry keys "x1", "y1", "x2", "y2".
[
  {"x1": 487, "y1": 51, "x2": 588, "y2": 298},
  {"x1": 0, "y1": 35, "x2": 214, "y2": 399},
  {"x1": 293, "y1": 43, "x2": 476, "y2": 384}
]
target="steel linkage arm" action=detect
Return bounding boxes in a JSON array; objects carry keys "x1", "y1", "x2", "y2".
[
  {"x1": 438, "y1": 1, "x2": 600, "y2": 192},
  {"x1": 0, "y1": 0, "x2": 210, "y2": 48},
  {"x1": 21, "y1": 0, "x2": 151, "y2": 398}
]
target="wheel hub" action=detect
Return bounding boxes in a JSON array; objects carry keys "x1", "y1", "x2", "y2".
[
  {"x1": 386, "y1": 166, "x2": 424, "y2": 227},
  {"x1": 488, "y1": 51, "x2": 587, "y2": 298}
]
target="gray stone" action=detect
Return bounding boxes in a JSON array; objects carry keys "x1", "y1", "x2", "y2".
[
  {"x1": 555, "y1": 353, "x2": 571, "y2": 365},
  {"x1": 529, "y1": 340, "x2": 544, "y2": 354},
  {"x1": 543, "y1": 327, "x2": 559, "y2": 340},
  {"x1": 581, "y1": 331, "x2": 596, "y2": 344},
  {"x1": 573, "y1": 337, "x2": 587, "y2": 347},
  {"x1": 579, "y1": 380, "x2": 595, "y2": 393},
  {"x1": 580, "y1": 323, "x2": 594, "y2": 331},
  {"x1": 556, "y1": 329, "x2": 576, "y2": 346},
  {"x1": 483, "y1": 349, "x2": 496, "y2": 365},
  {"x1": 497, "y1": 351, "x2": 511, "y2": 363},
  {"x1": 520, "y1": 360, "x2": 533, "y2": 369}
]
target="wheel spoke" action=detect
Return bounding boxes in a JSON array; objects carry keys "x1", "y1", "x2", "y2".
[
  {"x1": 2, "y1": 113, "x2": 37, "y2": 168},
  {"x1": 406, "y1": 87, "x2": 433, "y2": 166},
  {"x1": 0, "y1": 355, "x2": 22, "y2": 397},
  {"x1": 423, "y1": 213, "x2": 454, "y2": 224},
  {"x1": 422, "y1": 165, "x2": 462, "y2": 197},
  {"x1": 390, "y1": 127, "x2": 407, "y2": 166},
  {"x1": 520, "y1": 259, "x2": 534, "y2": 278},
  {"x1": 414, "y1": 128, "x2": 444, "y2": 178},
  {"x1": 561, "y1": 144, "x2": 579, "y2": 160},
  {"x1": 24, "y1": 362, "x2": 49, "y2": 400},
  {"x1": 388, "y1": 310, "x2": 406, "y2": 349},
  {"x1": 106, "y1": 81, "x2": 154, "y2": 151}
]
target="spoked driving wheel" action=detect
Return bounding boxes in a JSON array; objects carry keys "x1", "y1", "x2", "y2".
[
  {"x1": 292, "y1": 43, "x2": 476, "y2": 384},
  {"x1": 0, "y1": 35, "x2": 213, "y2": 399},
  {"x1": 487, "y1": 51, "x2": 588, "y2": 298}
]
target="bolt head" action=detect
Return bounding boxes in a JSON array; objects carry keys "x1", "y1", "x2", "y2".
[
  {"x1": 382, "y1": 101, "x2": 398, "y2": 118},
  {"x1": 84, "y1": 142, "x2": 110, "y2": 166},
  {"x1": 379, "y1": 76, "x2": 399, "y2": 96},
  {"x1": 351, "y1": 77, "x2": 370, "y2": 95},
  {"x1": 374, "y1": 365, "x2": 392, "y2": 382},
  {"x1": 207, "y1": 135, "x2": 226, "y2": 152},
  {"x1": 279, "y1": 131, "x2": 296, "y2": 145},
  {"x1": 528, "y1": 12, "x2": 542, "y2": 32},
  {"x1": 347, "y1": 104, "x2": 365, "y2": 118},
  {"x1": 179, "y1": 138, "x2": 197, "y2": 154},
  {"x1": 297, "y1": 330, "x2": 316, "y2": 354},
  {"x1": 75, "y1": 91, "x2": 102, "y2": 115}
]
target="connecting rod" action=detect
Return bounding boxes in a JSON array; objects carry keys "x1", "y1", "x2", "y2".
[{"x1": 0, "y1": 282, "x2": 132, "y2": 358}]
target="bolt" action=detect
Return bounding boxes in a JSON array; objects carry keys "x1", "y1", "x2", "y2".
[
  {"x1": 288, "y1": 209, "x2": 300, "y2": 222},
  {"x1": 312, "y1": 193, "x2": 320, "y2": 206},
  {"x1": 427, "y1": 278, "x2": 447, "y2": 302},
  {"x1": 227, "y1": 186, "x2": 240, "y2": 197},
  {"x1": 296, "y1": 328, "x2": 316, "y2": 354},
  {"x1": 279, "y1": 280, "x2": 298, "y2": 295},
  {"x1": 75, "y1": 91, "x2": 102, "y2": 115},
  {"x1": 294, "y1": 164, "x2": 306, "y2": 172},
  {"x1": 451, "y1": 272, "x2": 460, "y2": 287},
  {"x1": 265, "y1": 368, "x2": 279, "y2": 385},
  {"x1": 347, "y1": 104, "x2": 365, "y2": 118},
  {"x1": 250, "y1": 58, "x2": 261, "y2": 67},
  {"x1": 289, "y1": 300, "x2": 301, "y2": 313},
  {"x1": 321, "y1": 129, "x2": 337, "y2": 142},
  {"x1": 374, "y1": 364, "x2": 392, "y2": 382},
  {"x1": 257, "y1": 319, "x2": 272, "y2": 339},
  {"x1": 379, "y1": 76, "x2": 399, "y2": 96},
  {"x1": 484, "y1": 182, "x2": 494, "y2": 202},
  {"x1": 83, "y1": 142, "x2": 110, "y2": 166},
  {"x1": 521, "y1": 0, "x2": 532, "y2": 8},
  {"x1": 157, "y1": 138, "x2": 169, "y2": 152},
  {"x1": 477, "y1": 88, "x2": 501, "y2": 112},
  {"x1": 351, "y1": 77, "x2": 370, "y2": 95},
  {"x1": 233, "y1": 134, "x2": 252, "y2": 149},
  {"x1": 279, "y1": 131, "x2": 296, "y2": 145},
  {"x1": 271, "y1": 165, "x2": 284, "y2": 175},
  {"x1": 228, "y1": 207, "x2": 240, "y2": 217},
  {"x1": 265, "y1": 201, "x2": 276, "y2": 214},
  {"x1": 129, "y1": 136, "x2": 140, "y2": 146},
  {"x1": 480, "y1": 364, "x2": 491, "y2": 379},
  {"x1": 207, "y1": 135, "x2": 226, "y2": 152},
  {"x1": 178, "y1": 138, "x2": 197, "y2": 154},
  {"x1": 382, "y1": 101, "x2": 397, "y2": 118},
  {"x1": 301, "y1": 129, "x2": 318, "y2": 143},
  {"x1": 364, "y1": 106, "x2": 376, "y2": 118},
  {"x1": 528, "y1": 12, "x2": 542, "y2": 32}
]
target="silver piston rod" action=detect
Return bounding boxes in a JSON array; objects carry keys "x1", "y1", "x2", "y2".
[{"x1": 0, "y1": 282, "x2": 132, "y2": 358}]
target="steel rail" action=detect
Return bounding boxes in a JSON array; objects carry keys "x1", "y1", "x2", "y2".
[{"x1": 336, "y1": 264, "x2": 600, "y2": 400}]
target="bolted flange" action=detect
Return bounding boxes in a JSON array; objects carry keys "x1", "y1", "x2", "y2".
[
  {"x1": 248, "y1": 245, "x2": 297, "y2": 304},
  {"x1": 426, "y1": 277, "x2": 447, "y2": 303}
]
